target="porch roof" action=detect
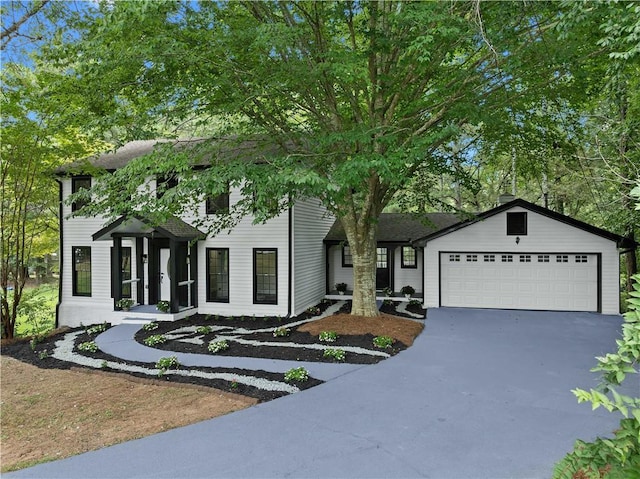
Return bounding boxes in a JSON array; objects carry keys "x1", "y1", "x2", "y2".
[
  {"x1": 92, "y1": 215, "x2": 206, "y2": 242},
  {"x1": 324, "y1": 213, "x2": 461, "y2": 245}
]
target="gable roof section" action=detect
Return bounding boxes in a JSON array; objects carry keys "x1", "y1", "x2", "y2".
[
  {"x1": 413, "y1": 198, "x2": 636, "y2": 249},
  {"x1": 93, "y1": 215, "x2": 205, "y2": 242},
  {"x1": 324, "y1": 213, "x2": 461, "y2": 245}
]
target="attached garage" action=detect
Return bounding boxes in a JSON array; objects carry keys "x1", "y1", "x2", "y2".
[
  {"x1": 439, "y1": 252, "x2": 599, "y2": 312},
  {"x1": 417, "y1": 199, "x2": 635, "y2": 315}
]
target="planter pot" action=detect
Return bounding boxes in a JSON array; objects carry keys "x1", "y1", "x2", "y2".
[
  {"x1": 122, "y1": 307, "x2": 130, "y2": 312},
  {"x1": 404, "y1": 294, "x2": 411, "y2": 299},
  {"x1": 338, "y1": 291, "x2": 345, "y2": 295}
]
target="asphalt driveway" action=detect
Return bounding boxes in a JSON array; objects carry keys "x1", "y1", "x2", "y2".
[{"x1": 8, "y1": 308, "x2": 633, "y2": 479}]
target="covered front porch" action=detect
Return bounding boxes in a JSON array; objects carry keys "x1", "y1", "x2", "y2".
[{"x1": 92, "y1": 215, "x2": 205, "y2": 317}]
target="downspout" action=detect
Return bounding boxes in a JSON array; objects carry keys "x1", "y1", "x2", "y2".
[
  {"x1": 287, "y1": 204, "x2": 293, "y2": 318},
  {"x1": 55, "y1": 179, "x2": 63, "y2": 329}
]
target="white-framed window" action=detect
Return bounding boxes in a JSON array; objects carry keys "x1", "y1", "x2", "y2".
[
  {"x1": 537, "y1": 255, "x2": 550, "y2": 263},
  {"x1": 556, "y1": 255, "x2": 568, "y2": 263},
  {"x1": 449, "y1": 254, "x2": 460, "y2": 262},
  {"x1": 483, "y1": 254, "x2": 495, "y2": 262},
  {"x1": 575, "y1": 255, "x2": 588, "y2": 263},
  {"x1": 466, "y1": 254, "x2": 478, "y2": 262},
  {"x1": 519, "y1": 255, "x2": 531, "y2": 263},
  {"x1": 501, "y1": 254, "x2": 513, "y2": 263}
]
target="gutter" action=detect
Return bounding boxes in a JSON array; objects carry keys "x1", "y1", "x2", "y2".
[{"x1": 55, "y1": 179, "x2": 63, "y2": 329}]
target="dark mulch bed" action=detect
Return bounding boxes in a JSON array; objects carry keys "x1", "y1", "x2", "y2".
[
  {"x1": 135, "y1": 303, "x2": 409, "y2": 364},
  {"x1": 1, "y1": 328, "x2": 322, "y2": 402},
  {"x1": 1, "y1": 299, "x2": 420, "y2": 403},
  {"x1": 379, "y1": 300, "x2": 426, "y2": 318}
]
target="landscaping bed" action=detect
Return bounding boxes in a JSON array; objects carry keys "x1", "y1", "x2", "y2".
[{"x1": 2, "y1": 300, "x2": 424, "y2": 403}]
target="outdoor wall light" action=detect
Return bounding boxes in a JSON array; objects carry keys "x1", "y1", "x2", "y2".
[
  {"x1": 142, "y1": 254, "x2": 148, "y2": 263},
  {"x1": 515, "y1": 236, "x2": 520, "y2": 245}
]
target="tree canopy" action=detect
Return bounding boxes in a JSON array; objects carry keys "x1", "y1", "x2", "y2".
[{"x1": 42, "y1": 0, "x2": 605, "y2": 316}]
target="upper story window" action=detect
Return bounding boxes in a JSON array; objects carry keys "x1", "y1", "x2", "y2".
[
  {"x1": 507, "y1": 212, "x2": 527, "y2": 235},
  {"x1": 156, "y1": 175, "x2": 178, "y2": 199},
  {"x1": 401, "y1": 246, "x2": 417, "y2": 268},
  {"x1": 71, "y1": 177, "x2": 91, "y2": 213},
  {"x1": 206, "y1": 190, "x2": 230, "y2": 215}
]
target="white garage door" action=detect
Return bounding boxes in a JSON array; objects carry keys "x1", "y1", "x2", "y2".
[{"x1": 440, "y1": 253, "x2": 598, "y2": 312}]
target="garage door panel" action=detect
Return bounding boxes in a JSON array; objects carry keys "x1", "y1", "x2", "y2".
[{"x1": 440, "y1": 252, "x2": 598, "y2": 312}]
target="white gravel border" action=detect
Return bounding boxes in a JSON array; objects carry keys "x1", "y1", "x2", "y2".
[{"x1": 54, "y1": 331, "x2": 299, "y2": 394}]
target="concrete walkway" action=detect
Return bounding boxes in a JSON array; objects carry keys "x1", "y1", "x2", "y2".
[
  {"x1": 8, "y1": 308, "x2": 635, "y2": 479},
  {"x1": 95, "y1": 323, "x2": 366, "y2": 381}
]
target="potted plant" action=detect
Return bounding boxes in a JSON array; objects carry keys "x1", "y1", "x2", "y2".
[
  {"x1": 400, "y1": 285, "x2": 415, "y2": 299},
  {"x1": 156, "y1": 300, "x2": 170, "y2": 313},
  {"x1": 335, "y1": 282, "x2": 348, "y2": 295},
  {"x1": 116, "y1": 298, "x2": 134, "y2": 311}
]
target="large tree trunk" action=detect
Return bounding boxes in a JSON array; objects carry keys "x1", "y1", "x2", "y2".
[{"x1": 341, "y1": 215, "x2": 380, "y2": 317}]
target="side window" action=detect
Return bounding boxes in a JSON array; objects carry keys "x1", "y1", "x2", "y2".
[
  {"x1": 72, "y1": 246, "x2": 91, "y2": 296},
  {"x1": 342, "y1": 245, "x2": 353, "y2": 267},
  {"x1": 401, "y1": 246, "x2": 417, "y2": 268},
  {"x1": 207, "y1": 248, "x2": 229, "y2": 302},
  {"x1": 254, "y1": 249, "x2": 277, "y2": 304},
  {"x1": 71, "y1": 177, "x2": 91, "y2": 213},
  {"x1": 507, "y1": 212, "x2": 527, "y2": 236}
]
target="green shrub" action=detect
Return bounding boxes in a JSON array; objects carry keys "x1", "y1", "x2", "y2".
[
  {"x1": 86, "y1": 323, "x2": 108, "y2": 335},
  {"x1": 373, "y1": 335, "x2": 395, "y2": 349},
  {"x1": 196, "y1": 325, "x2": 213, "y2": 334},
  {"x1": 78, "y1": 341, "x2": 98, "y2": 353},
  {"x1": 208, "y1": 339, "x2": 229, "y2": 354},
  {"x1": 273, "y1": 327, "x2": 290, "y2": 337},
  {"x1": 143, "y1": 334, "x2": 167, "y2": 346},
  {"x1": 142, "y1": 322, "x2": 158, "y2": 331},
  {"x1": 554, "y1": 273, "x2": 640, "y2": 478},
  {"x1": 284, "y1": 367, "x2": 309, "y2": 382},
  {"x1": 323, "y1": 348, "x2": 346, "y2": 361},
  {"x1": 319, "y1": 330, "x2": 338, "y2": 342},
  {"x1": 155, "y1": 356, "x2": 179, "y2": 374}
]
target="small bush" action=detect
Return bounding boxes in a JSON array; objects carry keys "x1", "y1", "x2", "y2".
[
  {"x1": 142, "y1": 322, "x2": 158, "y2": 331},
  {"x1": 78, "y1": 341, "x2": 98, "y2": 353},
  {"x1": 208, "y1": 339, "x2": 229, "y2": 354},
  {"x1": 196, "y1": 325, "x2": 213, "y2": 335},
  {"x1": 284, "y1": 367, "x2": 309, "y2": 382},
  {"x1": 86, "y1": 323, "x2": 108, "y2": 335},
  {"x1": 273, "y1": 327, "x2": 290, "y2": 337},
  {"x1": 323, "y1": 348, "x2": 346, "y2": 362},
  {"x1": 144, "y1": 334, "x2": 167, "y2": 346},
  {"x1": 306, "y1": 306, "x2": 320, "y2": 315},
  {"x1": 155, "y1": 356, "x2": 179, "y2": 373},
  {"x1": 319, "y1": 331, "x2": 338, "y2": 342},
  {"x1": 373, "y1": 335, "x2": 395, "y2": 349}
]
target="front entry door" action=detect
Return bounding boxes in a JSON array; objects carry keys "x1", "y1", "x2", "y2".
[
  {"x1": 376, "y1": 247, "x2": 390, "y2": 290},
  {"x1": 159, "y1": 248, "x2": 171, "y2": 301}
]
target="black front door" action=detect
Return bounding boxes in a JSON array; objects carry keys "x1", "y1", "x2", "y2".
[{"x1": 376, "y1": 247, "x2": 390, "y2": 290}]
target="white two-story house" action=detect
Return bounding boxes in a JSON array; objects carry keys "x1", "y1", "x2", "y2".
[{"x1": 56, "y1": 139, "x2": 334, "y2": 327}]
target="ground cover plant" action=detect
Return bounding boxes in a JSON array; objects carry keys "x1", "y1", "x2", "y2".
[{"x1": 1, "y1": 300, "x2": 423, "y2": 472}]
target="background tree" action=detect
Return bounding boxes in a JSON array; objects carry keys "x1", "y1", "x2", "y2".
[{"x1": 47, "y1": 1, "x2": 594, "y2": 317}]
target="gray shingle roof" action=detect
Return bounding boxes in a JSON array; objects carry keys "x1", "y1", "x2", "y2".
[
  {"x1": 57, "y1": 137, "x2": 290, "y2": 174},
  {"x1": 324, "y1": 213, "x2": 462, "y2": 244}
]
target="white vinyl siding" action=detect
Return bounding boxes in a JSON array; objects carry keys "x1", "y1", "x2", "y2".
[
  {"x1": 194, "y1": 187, "x2": 290, "y2": 318},
  {"x1": 291, "y1": 199, "x2": 334, "y2": 315},
  {"x1": 424, "y1": 206, "x2": 620, "y2": 314}
]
